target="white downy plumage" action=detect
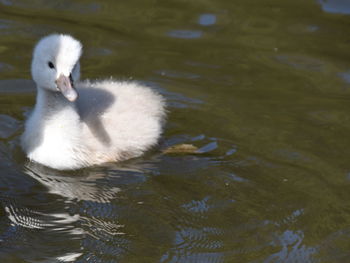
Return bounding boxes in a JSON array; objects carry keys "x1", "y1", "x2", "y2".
[{"x1": 21, "y1": 34, "x2": 166, "y2": 170}]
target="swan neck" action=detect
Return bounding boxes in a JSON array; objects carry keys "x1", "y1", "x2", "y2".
[{"x1": 35, "y1": 87, "x2": 79, "y2": 117}]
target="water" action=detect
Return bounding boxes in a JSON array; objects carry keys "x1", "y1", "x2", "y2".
[{"x1": 1, "y1": 0, "x2": 350, "y2": 262}]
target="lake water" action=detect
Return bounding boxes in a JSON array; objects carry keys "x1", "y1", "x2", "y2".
[{"x1": 1, "y1": 0, "x2": 350, "y2": 262}]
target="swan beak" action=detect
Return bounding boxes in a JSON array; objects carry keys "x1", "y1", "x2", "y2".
[{"x1": 55, "y1": 74, "x2": 78, "y2": 102}]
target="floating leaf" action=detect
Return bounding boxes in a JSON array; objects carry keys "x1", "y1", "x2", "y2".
[{"x1": 162, "y1": 144, "x2": 199, "y2": 154}]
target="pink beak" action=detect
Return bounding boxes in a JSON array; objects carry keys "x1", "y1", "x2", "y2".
[{"x1": 55, "y1": 74, "x2": 78, "y2": 102}]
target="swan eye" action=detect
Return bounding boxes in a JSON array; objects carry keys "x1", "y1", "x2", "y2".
[
  {"x1": 69, "y1": 74, "x2": 74, "y2": 85},
  {"x1": 48, "y1": 61, "x2": 55, "y2": 69}
]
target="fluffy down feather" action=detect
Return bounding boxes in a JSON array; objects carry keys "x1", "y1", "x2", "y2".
[{"x1": 21, "y1": 34, "x2": 166, "y2": 170}]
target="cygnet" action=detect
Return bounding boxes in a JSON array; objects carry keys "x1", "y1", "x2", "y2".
[{"x1": 21, "y1": 34, "x2": 166, "y2": 170}]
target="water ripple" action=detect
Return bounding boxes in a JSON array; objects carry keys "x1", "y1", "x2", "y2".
[
  {"x1": 167, "y1": 30, "x2": 203, "y2": 39},
  {"x1": 198, "y1": 14, "x2": 217, "y2": 26}
]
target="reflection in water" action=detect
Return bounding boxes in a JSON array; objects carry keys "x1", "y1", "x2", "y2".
[
  {"x1": 275, "y1": 54, "x2": 325, "y2": 72},
  {"x1": 0, "y1": 161, "x2": 148, "y2": 262},
  {"x1": 24, "y1": 162, "x2": 121, "y2": 202},
  {"x1": 266, "y1": 230, "x2": 316, "y2": 262},
  {"x1": 0, "y1": 62, "x2": 13, "y2": 73},
  {"x1": 338, "y1": 71, "x2": 350, "y2": 84},
  {"x1": 2, "y1": 0, "x2": 350, "y2": 261},
  {"x1": 2, "y1": 196, "x2": 79, "y2": 230},
  {"x1": 0, "y1": 192, "x2": 83, "y2": 262},
  {"x1": 0, "y1": 0, "x2": 101, "y2": 13},
  {"x1": 0, "y1": 114, "x2": 20, "y2": 139},
  {"x1": 318, "y1": 0, "x2": 350, "y2": 14},
  {"x1": 0, "y1": 19, "x2": 12, "y2": 30},
  {"x1": 167, "y1": 30, "x2": 203, "y2": 39},
  {"x1": 152, "y1": 85, "x2": 203, "y2": 109},
  {"x1": 198, "y1": 14, "x2": 217, "y2": 26},
  {"x1": 156, "y1": 69, "x2": 201, "y2": 80},
  {"x1": 18, "y1": 160, "x2": 154, "y2": 262}
]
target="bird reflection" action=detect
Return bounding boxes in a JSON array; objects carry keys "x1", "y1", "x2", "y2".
[
  {"x1": 15, "y1": 160, "x2": 145, "y2": 262},
  {"x1": 23, "y1": 161, "x2": 121, "y2": 203}
]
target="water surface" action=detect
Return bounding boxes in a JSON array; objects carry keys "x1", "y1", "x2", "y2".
[{"x1": 1, "y1": 0, "x2": 350, "y2": 262}]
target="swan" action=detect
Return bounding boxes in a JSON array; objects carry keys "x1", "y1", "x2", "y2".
[{"x1": 21, "y1": 34, "x2": 166, "y2": 170}]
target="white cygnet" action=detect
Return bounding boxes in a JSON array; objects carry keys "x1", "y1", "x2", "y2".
[{"x1": 21, "y1": 34, "x2": 166, "y2": 170}]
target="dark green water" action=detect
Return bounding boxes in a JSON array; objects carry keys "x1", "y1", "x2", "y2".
[{"x1": 1, "y1": 0, "x2": 350, "y2": 262}]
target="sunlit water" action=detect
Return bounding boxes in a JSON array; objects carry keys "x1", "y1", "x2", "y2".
[{"x1": 1, "y1": 0, "x2": 350, "y2": 262}]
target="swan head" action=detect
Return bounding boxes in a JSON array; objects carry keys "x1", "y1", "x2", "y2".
[{"x1": 31, "y1": 34, "x2": 82, "y2": 101}]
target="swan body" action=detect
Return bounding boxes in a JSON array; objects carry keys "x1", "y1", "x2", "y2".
[{"x1": 21, "y1": 34, "x2": 165, "y2": 170}]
